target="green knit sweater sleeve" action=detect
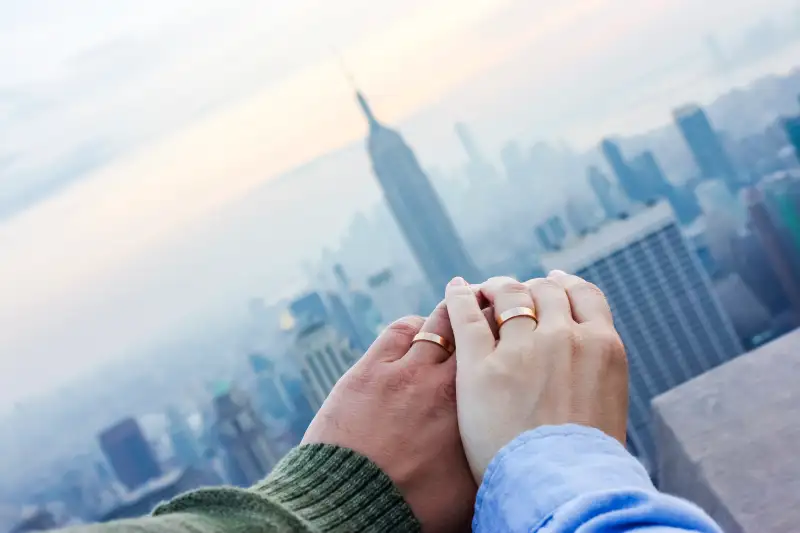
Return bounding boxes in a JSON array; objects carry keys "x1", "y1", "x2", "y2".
[{"x1": 61, "y1": 444, "x2": 420, "y2": 533}]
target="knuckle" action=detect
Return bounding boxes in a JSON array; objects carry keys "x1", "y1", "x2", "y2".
[
  {"x1": 486, "y1": 275, "x2": 517, "y2": 285},
  {"x1": 588, "y1": 327, "x2": 627, "y2": 364},
  {"x1": 572, "y1": 281, "x2": 607, "y2": 300},
  {"x1": 386, "y1": 316, "x2": 424, "y2": 338},
  {"x1": 503, "y1": 280, "x2": 529, "y2": 296},
  {"x1": 529, "y1": 277, "x2": 562, "y2": 292}
]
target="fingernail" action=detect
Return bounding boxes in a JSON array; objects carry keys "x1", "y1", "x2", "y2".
[
  {"x1": 548, "y1": 269, "x2": 568, "y2": 277},
  {"x1": 449, "y1": 276, "x2": 467, "y2": 286}
]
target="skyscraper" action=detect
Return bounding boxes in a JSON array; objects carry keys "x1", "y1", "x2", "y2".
[
  {"x1": 587, "y1": 165, "x2": 627, "y2": 220},
  {"x1": 744, "y1": 187, "x2": 800, "y2": 320},
  {"x1": 213, "y1": 385, "x2": 279, "y2": 486},
  {"x1": 288, "y1": 291, "x2": 366, "y2": 350},
  {"x1": 367, "y1": 268, "x2": 417, "y2": 325},
  {"x1": 454, "y1": 122, "x2": 484, "y2": 166},
  {"x1": 455, "y1": 122, "x2": 498, "y2": 185},
  {"x1": 783, "y1": 95, "x2": 800, "y2": 160},
  {"x1": 631, "y1": 150, "x2": 702, "y2": 224},
  {"x1": 356, "y1": 92, "x2": 480, "y2": 290},
  {"x1": 784, "y1": 115, "x2": 800, "y2": 157},
  {"x1": 695, "y1": 179, "x2": 747, "y2": 230},
  {"x1": 564, "y1": 197, "x2": 600, "y2": 237},
  {"x1": 166, "y1": 407, "x2": 202, "y2": 468},
  {"x1": 629, "y1": 151, "x2": 672, "y2": 202},
  {"x1": 600, "y1": 139, "x2": 644, "y2": 203},
  {"x1": 289, "y1": 292, "x2": 329, "y2": 333},
  {"x1": 500, "y1": 140, "x2": 529, "y2": 184},
  {"x1": 294, "y1": 322, "x2": 362, "y2": 410},
  {"x1": 98, "y1": 418, "x2": 162, "y2": 491},
  {"x1": 542, "y1": 203, "x2": 743, "y2": 468},
  {"x1": 673, "y1": 104, "x2": 739, "y2": 191}
]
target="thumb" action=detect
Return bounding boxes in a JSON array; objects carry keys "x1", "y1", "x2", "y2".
[{"x1": 445, "y1": 277, "x2": 494, "y2": 364}]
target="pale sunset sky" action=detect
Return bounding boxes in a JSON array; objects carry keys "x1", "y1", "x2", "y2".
[{"x1": 0, "y1": 0, "x2": 798, "y2": 408}]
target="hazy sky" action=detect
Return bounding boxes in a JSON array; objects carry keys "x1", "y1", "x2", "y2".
[{"x1": 1, "y1": 0, "x2": 798, "y2": 409}]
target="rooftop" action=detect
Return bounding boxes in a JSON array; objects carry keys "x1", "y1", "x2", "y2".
[
  {"x1": 541, "y1": 202, "x2": 675, "y2": 272},
  {"x1": 652, "y1": 327, "x2": 800, "y2": 533}
]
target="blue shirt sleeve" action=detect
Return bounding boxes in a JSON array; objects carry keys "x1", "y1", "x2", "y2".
[{"x1": 473, "y1": 425, "x2": 723, "y2": 533}]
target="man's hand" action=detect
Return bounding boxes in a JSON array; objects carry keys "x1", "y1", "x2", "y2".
[
  {"x1": 302, "y1": 305, "x2": 477, "y2": 532},
  {"x1": 445, "y1": 272, "x2": 629, "y2": 483}
]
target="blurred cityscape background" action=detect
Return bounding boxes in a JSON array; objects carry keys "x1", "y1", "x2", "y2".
[{"x1": 2, "y1": 1, "x2": 800, "y2": 531}]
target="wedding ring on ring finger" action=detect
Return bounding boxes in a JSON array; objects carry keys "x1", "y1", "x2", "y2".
[
  {"x1": 496, "y1": 307, "x2": 538, "y2": 330},
  {"x1": 411, "y1": 332, "x2": 455, "y2": 355}
]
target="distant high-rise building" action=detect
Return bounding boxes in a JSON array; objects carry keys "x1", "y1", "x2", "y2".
[
  {"x1": 289, "y1": 292, "x2": 329, "y2": 332},
  {"x1": 631, "y1": 150, "x2": 701, "y2": 224},
  {"x1": 166, "y1": 407, "x2": 202, "y2": 468},
  {"x1": 98, "y1": 418, "x2": 162, "y2": 491},
  {"x1": 564, "y1": 197, "x2": 600, "y2": 237},
  {"x1": 326, "y1": 291, "x2": 367, "y2": 351},
  {"x1": 455, "y1": 122, "x2": 498, "y2": 185},
  {"x1": 630, "y1": 151, "x2": 672, "y2": 202},
  {"x1": 673, "y1": 104, "x2": 739, "y2": 191},
  {"x1": 213, "y1": 386, "x2": 279, "y2": 486},
  {"x1": 588, "y1": 165, "x2": 627, "y2": 220},
  {"x1": 600, "y1": 139, "x2": 644, "y2": 203},
  {"x1": 712, "y1": 274, "x2": 772, "y2": 343},
  {"x1": 761, "y1": 171, "x2": 800, "y2": 255},
  {"x1": 500, "y1": 140, "x2": 529, "y2": 184},
  {"x1": 367, "y1": 268, "x2": 417, "y2": 325},
  {"x1": 729, "y1": 231, "x2": 792, "y2": 317},
  {"x1": 294, "y1": 323, "x2": 362, "y2": 410},
  {"x1": 534, "y1": 215, "x2": 568, "y2": 251},
  {"x1": 356, "y1": 91, "x2": 480, "y2": 291},
  {"x1": 99, "y1": 467, "x2": 218, "y2": 521},
  {"x1": 696, "y1": 179, "x2": 748, "y2": 230},
  {"x1": 784, "y1": 112, "x2": 800, "y2": 161},
  {"x1": 744, "y1": 187, "x2": 800, "y2": 320},
  {"x1": 542, "y1": 203, "x2": 743, "y2": 467},
  {"x1": 288, "y1": 291, "x2": 366, "y2": 350},
  {"x1": 455, "y1": 122, "x2": 484, "y2": 165}
]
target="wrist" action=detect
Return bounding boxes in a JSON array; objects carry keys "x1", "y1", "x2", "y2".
[
  {"x1": 475, "y1": 424, "x2": 653, "y2": 530},
  {"x1": 256, "y1": 443, "x2": 420, "y2": 532}
]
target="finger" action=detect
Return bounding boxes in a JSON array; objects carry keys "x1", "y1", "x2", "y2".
[
  {"x1": 478, "y1": 277, "x2": 538, "y2": 343},
  {"x1": 524, "y1": 276, "x2": 573, "y2": 327},
  {"x1": 363, "y1": 316, "x2": 424, "y2": 363},
  {"x1": 445, "y1": 277, "x2": 495, "y2": 364},
  {"x1": 483, "y1": 306, "x2": 500, "y2": 339},
  {"x1": 548, "y1": 270, "x2": 613, "y2": 324},
  {"x1": 403, "y1": 300, "x2": 455, "y2": 365}
]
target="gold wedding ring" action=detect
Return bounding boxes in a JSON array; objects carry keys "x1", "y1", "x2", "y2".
[
  {"x1": 411, "y1": 332, "x2": 454, "y2": 354},
  {"x1": 496, "y1": 307, "x2": 538, "y2": 328}
]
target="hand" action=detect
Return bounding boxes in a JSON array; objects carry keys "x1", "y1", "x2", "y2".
[
  {"x1": 302, "y1": 305, "x2": 478, "y2": 532},
  {"x1": 445, "y1": 272, "x2": 629, "y2": 482}
]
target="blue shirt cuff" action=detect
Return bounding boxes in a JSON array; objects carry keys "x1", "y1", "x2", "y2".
[{"x1": 473, "y1": 424, "x2": 655, "y2": 532}]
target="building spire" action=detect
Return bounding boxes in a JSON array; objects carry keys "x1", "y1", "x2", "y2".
[
  {"x1": 334, "y1": 51, "x2": 380, "y2": 128},
  {"x1": 356, "y1": 91, "x2": 379, "y2": 128}
]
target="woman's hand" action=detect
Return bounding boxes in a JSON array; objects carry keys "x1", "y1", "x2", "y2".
[{"x1": 445, "y1": 272, "x2": 629, "y2": 483}]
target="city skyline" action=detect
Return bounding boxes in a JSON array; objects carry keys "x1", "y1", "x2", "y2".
[{"x1": 0, "y1": 2, "x2": 800, "y2": 408}]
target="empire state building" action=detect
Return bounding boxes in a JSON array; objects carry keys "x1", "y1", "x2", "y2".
[{"x1": 356, "y1": 91, "x2": 481, "y2": 291}]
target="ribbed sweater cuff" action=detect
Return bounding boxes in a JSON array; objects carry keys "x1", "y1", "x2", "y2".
[{"x1": 255, "y1": 443, "x2": 420, "y2": 532}]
